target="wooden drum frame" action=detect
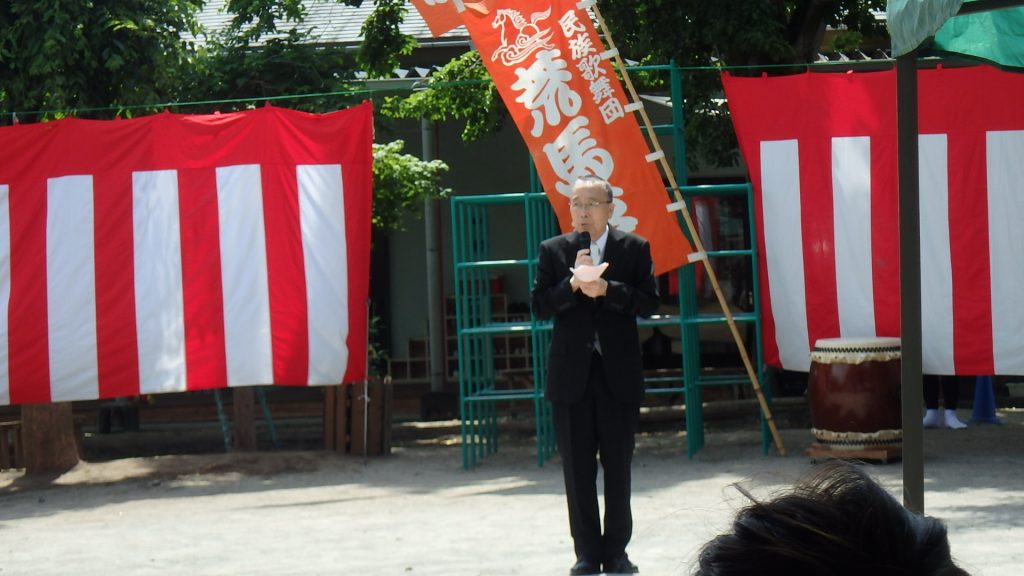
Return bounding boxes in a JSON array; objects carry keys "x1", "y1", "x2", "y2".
[{"x1": 807, "y1": 337, "x2": 902, "y2": 462}]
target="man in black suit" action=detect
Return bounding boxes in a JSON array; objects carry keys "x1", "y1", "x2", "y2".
[{"x1": 532, "y1": 175, "x2": 660, "y2": 575}]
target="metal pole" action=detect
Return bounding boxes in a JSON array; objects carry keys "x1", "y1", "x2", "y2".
[
  {"x1": 897, "y1": 50, "x2": 924, "y2": 514},
  {"x1": 423, "y1": 116, "x2": 446, "y2": 394},
  {"x1": 364, "y1": 299, "x2": 371, "y2": 466}
]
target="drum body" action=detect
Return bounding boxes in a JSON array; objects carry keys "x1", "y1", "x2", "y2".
[{"x1": 808, "y1": 337, "x2": 902, "y2": 450}]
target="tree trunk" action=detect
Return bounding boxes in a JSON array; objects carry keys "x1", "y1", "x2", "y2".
[
  {"x1": 788, "y1": 0, "x2": 830, "y2": 63},
  {"x1": 21, "y1": 402, "x2": 80, "y2": 475}
]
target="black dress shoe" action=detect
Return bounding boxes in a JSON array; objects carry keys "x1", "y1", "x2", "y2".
[
  {"x1": 569, "y1": 558, "x2": 601, "y2": 576},
  {"x1": 604, "y1": 555, "x2": 639, "y2": 574}
]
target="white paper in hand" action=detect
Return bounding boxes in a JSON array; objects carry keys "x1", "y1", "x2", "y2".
[{"x1": 570, "y1": 262, "x2": 609, "y2": 283}]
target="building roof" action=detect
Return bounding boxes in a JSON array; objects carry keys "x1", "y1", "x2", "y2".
[
  {"x1": 191, "y1": 2, "x2": 892, "y2": 78},
  {"x1": 194, "y1": 0, "x2": 469, "y2": 47}
]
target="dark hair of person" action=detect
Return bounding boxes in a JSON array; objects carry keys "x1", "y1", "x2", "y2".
[
  {"x1": 574, "y1": 174, "x2": 613, "y2": 202},
  {"x1": 694, "y1": 462, "x2": 970, "y2": 576}
]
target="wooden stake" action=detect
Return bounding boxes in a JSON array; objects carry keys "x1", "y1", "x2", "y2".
[
  {"x1": 590, "y1": 4, "x2": 786, "y2": 455},
  {"x1": 22, "y1": 403, "x2": 80, "y2": 475}
]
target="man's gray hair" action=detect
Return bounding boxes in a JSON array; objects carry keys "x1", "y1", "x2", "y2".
[{"x1": 574, "y1": 174, "x2": 613, "y2": 202}]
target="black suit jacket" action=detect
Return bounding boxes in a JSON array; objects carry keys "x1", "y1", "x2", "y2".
[{"x1": 531, "y1": 228, "x2": 659, "y2": 404}]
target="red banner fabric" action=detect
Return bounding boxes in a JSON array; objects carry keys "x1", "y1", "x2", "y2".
[
  {"x1": 0, "y1": 103, "x2": 373, "y2": 406},
  {"x1": 460, "y1": 0, "x2": 692, "y2": 274},
  {"x1": 723, "y1": 66, "x2": 1024, "y2": 375}
]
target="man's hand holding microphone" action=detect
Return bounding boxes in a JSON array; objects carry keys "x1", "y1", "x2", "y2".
[{"x1": 570, "y1": 230, "x2": 608, "y2": 298}]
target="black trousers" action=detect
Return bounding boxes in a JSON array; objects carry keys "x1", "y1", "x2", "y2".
[
  {"x1": 924, "y1": 375, "x2": 961, "y2": 410},
  {"x1": 551, "y1": 352, "x2": 641, "y2": 563}
]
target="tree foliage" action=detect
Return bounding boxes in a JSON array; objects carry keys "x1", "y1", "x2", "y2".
[
  {"x1": 372, "y1": 140, "x2": 451, "y2": 231},
  {"x1": 357, "y1": 0, "x2": 417, "y2": 78},
  {"x1": 221, "y1": 0, "x2": 309, "y2": 44},
  {"x1": 0, "y1": 0, "x2": 202, "y2": 119},
  {"x1": 180, "y1": 0, "x2": 366, "y2": 112},
  {"x1": 184, "y1": 28, "x2": 361, "y2": 112},
  {"x1": 381, "y1": 51, "x2": 505, "y2": 141}
]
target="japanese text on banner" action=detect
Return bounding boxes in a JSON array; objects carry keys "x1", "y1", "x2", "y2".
[{"x1": 460, "y1": 0, "x2": 692, "y2": 274}]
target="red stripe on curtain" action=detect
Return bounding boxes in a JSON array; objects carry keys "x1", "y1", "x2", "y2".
[
  {"x1": 263, "y1": 164, "x2": 309, "y2": 385},
  {"x1": 947, "y1": 132, "x2": 994, "y2": 374},
  {"x1": 178, "y1": 168, "x2": 228, "y2": 391},
  {"x1": 7, "y1": 176, "x2": 50, "y2": 404},
  {"x1": 93, "y1": 169, "x2": 140, "y2": 398}
]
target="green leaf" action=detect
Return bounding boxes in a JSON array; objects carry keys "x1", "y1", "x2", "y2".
[
  {"x1": 371, "y1": 140, "x2": 451, "y2": 231},
  {"x1": 357, "y1": 0, "x2": 416, "y2": 79},
  {"x1": 380, "y1": 51, "x2": 505, "y2": 142}
]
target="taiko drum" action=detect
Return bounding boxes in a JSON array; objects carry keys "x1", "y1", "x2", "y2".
[{"x1": 808, "y1": 337, "x2": 902, "y2": 451}]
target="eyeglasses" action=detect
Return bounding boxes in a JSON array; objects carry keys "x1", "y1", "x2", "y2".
[{"x1": 569, "y1": 200, "x2": 611, "y2": 211}]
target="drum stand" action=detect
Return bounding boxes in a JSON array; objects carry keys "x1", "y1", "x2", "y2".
[{"x1": 806, "y1": 443, "x2": 902, "y2": 464}]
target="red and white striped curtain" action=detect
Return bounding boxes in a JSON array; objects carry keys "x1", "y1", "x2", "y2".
[
  {"x1": 723, "y1": 66, "x2": 1024, "y2": 375},
  {"x1": 0, "y1": 103, "x2": 373, "y2": 406}
]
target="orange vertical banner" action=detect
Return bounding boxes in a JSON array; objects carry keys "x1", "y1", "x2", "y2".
[
  {"x1": 410, "y1": 0, "x2": 466, "y2": 37},
  {"x1": 460, "y1": 0, "x2": 692, "y2": 274}
]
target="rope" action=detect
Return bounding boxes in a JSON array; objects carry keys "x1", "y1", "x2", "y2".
[{"x1": 3, "y1": 58, "x2": 893, "y2": 120}]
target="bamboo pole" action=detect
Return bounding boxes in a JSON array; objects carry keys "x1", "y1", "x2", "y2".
[{"x1": 588, "y1": 1, "x2": 786, "y2": 455}]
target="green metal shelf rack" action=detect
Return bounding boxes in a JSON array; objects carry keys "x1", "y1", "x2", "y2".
[{"x1": 451, "y1": 191, "x2": 558, "y2": 469}]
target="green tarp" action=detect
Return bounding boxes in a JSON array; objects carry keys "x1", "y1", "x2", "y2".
[
  {"x1": 889, "y1": 0, "x2": 1024, "y2": 67},
  {"x1": 934, "y1": 7, "x2": 1024, "y2": 68}
]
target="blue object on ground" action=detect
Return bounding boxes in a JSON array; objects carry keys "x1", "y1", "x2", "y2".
[{"x1": 971, "y1": 375, "x2": 1002, "y2": 424}]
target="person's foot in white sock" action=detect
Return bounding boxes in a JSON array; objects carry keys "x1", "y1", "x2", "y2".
[
  {"x1": 922, "y1": 409, "x2": 942, "y2": 428},
  {"x1": 944, "y1": 409, "x2": 967, "y2": 429}
]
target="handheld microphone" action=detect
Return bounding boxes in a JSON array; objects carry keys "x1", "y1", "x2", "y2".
[{"x1": 578, "y1": 231, "x2": 591, "y2": 254}]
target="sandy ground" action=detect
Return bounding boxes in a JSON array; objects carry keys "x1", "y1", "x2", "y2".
[{"x1": 1, "y1": 409, "x2": 1022, "y2": 576}]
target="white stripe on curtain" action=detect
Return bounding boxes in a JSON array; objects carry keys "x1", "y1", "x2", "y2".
[
  {"x1": 986, "y1": 130, "x2": 1024, "y2": 374},
  {"x1": 832, "y1": 136, "x2": 875, "y2": 337},
  {"x1": 47, "y1": 175, "x2": 99, "y2": 401},
  {"x1": 919, "y1": 134, "x2": 955, "y2": 374},
  {"x1": 0, "y1": 185, "x2": 9, "y2": 405},
  {"x1": 133, "y1": 170, "x2": 188, "y2": 394},
  {"x1": 761, "y1": 140, "x2": 810, "y2": 371},
  {"x1": 299, "y1": 164, "x2": 349, "y2": 384},
  {"x1": 216, "y1": 165, "x2": 273, "y2": 386}
]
